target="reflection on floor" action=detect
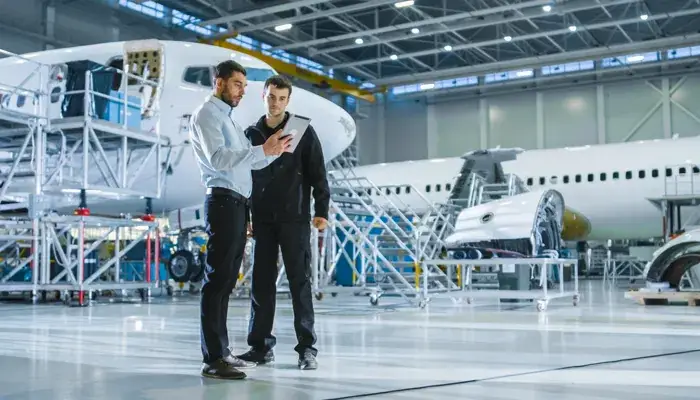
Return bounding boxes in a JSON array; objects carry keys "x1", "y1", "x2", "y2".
[{"x1": 0, "y1": 280, "x2": 699, "y2": 399}]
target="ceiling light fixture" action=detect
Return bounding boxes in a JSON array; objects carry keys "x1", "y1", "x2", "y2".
[
  {"x1": 641, "y1": 14, "x2": 649, "y2": 20},
  {"x1": 419, "y1": 83, "x2": 435, "y2": 90},
  {"x1": 355, "y1": 38, "x2": 364, "y2": 44},
  {"x1": 542, "y1": 5, "x2": 552, "y2": 12},
  {"x1": 394, "y1": 0, "x2": 414, "y2": 8},
  {"x1": 443, "y1": 45, "x2": 453, "y2": 51},
  {"x1": 569, "y1": 25, "x2": 577, "y2": 32},
  {"x1": 504, "y1": 35, "x2": 512, "y2": 42},
  {"x1": 411, "y1": 27, "x2": 420, "y2": 34},
  {"x1": 390, "y1": 54, "x2": 398, "y2": 60},
  {"x1": 274, "y1": 23, "x2": 292, "y2": 32}
]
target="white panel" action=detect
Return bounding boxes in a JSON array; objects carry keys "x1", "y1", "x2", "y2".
[
  {"x1": 605, "y1": 80, "x2": 662, "y2": 142},
  {"x1": 488, "y1": 93, "x2": 537, "y2": 149},
  {"x1": 356, "y1": 101, "x2": 381, "y2": 165},
  {"x1": 670, "y1": 75, "x2": 700, "y2": 138},
  {"x1": 431, "y1": 99, "x2": 480, "y2": 157},
  {"x1": 0, "y1": 31, "x2": 41, "y2": 54},
  {"x1": 383, "y1": 99, "x2": 428, "y2": 162},
  {"x1": 543, "y1": 86, "x2": 597, "y2": 148}
]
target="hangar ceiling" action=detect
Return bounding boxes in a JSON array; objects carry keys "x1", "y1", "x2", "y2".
[{"x1": 152, "y1": 0, "x2": 700, "y2": 88}]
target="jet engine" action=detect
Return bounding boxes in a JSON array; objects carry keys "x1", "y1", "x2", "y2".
[
  {"x1": 444, "y1": 189, "x2": 565, "y2": 258},
  {"x1": 642, "y1": 229, "x2": 700, "y2": 288}
]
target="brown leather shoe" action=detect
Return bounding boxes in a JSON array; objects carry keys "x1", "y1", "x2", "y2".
[{"x1": 201, "y1": 359, "x2": 246, "y2": 380}]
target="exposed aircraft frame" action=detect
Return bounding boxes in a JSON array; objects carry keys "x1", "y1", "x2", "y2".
[{"x1": 0, "y1": 44, "x2": 168, "y2": 305}]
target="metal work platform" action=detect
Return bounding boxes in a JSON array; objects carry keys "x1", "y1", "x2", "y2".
[
  {"x1": 648, "y1": 163, "x2": 700, "y2": 240},
  {"x1": 417, "y1": 257, "x2": 580, "y2": 311},
  {"x1": 0, "y1": 43, "x2": 169, "y2": 305}
]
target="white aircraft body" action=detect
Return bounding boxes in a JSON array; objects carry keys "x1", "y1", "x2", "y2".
[
  {"x1": 0, "y1": 40, "x2": 356, "y2": 219},
  {"x1": 349, "y1": 136, "x2": 700, "y2": 241}
]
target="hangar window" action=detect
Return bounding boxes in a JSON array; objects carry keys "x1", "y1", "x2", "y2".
[
  {"x1": 587, "y1": 173, "x2": 594, "y2": 182},
  {"x1": 639, "y1": 170, "x2": 646, "y2": 179},
  {"x1": 625, "y1": 171, "x2": 632, "y2": 179},
  {"x1": 526, "y1": 178, "x2": 533, "y2": 186},
  {"x1": 247, "y1": 67, "x2": 276, "y2": 82},
  {"x1": 183, "y1": 66, "x2": 212, "y2": 87},
  {"x1": 612, "y1": 172, "x2": 619, "y2": 180},
  {"x1": 652, "y1": 169, "x2": 659, "y2": 178},
  {"x1": 600, "y1": 173, "x2": 606, "y2": 181},
  {"x1": 575, "y1": 174, "x2": 581, "y2": 183}
]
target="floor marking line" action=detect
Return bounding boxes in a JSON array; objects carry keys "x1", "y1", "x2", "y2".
[{"x1": 324, "y1": 348, "x2": 700, "y2": 400}]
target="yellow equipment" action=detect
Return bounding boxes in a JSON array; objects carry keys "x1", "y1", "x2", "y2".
[{"x1": 198, "y1": 36, "x2": 380, "y2": 103}]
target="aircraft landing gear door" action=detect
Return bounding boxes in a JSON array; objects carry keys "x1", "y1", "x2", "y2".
[{"x1": 122, "y1": 40, "x2": 165, "y2": 123}]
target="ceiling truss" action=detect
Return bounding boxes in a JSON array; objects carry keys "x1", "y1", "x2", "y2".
[{"x1": 148, "y1": 0, "x2": 700, "y2": 88}]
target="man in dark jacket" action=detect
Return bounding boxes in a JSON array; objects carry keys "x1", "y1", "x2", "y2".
[{"x1": 236, "y1": 75, "x2": 330, "y2": 370}]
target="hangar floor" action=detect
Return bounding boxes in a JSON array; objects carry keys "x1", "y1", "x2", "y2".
[{"x1": 0, "y1": 280, "x2": 699, "y2": 399}]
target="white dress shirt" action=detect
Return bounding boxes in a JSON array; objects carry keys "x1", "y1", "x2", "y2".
[{"x1": 189, "y1": 95, "x2": 276, "y2": 197}]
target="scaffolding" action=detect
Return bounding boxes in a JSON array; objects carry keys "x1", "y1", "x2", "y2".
[
  {"x1": 0, "y1": 42, "x2": 168, "y2": 305},
  {"x1": 300, "y1": 156, "x2": 458, "y2": 306}
]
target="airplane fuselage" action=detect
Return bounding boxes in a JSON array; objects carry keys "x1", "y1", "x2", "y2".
[
  {"x1": 0, "y1": 40, "x2": 356, "y2": 219},
  {"x1": 350, "y1": 136, "x2": 700, "y2": 241}
]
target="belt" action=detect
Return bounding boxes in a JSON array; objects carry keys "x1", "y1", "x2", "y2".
[{"x1": 206, "y1": 187, "x2": 249, "y2": 205}]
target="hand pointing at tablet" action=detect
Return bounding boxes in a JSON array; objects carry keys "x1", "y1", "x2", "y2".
[{"x1": 262, "y1": 130, "x2": 293, "y2": 156}]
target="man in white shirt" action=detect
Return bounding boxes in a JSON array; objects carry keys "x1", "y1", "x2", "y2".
[{"x1": 189, "y1": 60, "x2": 291, "y2": 380}]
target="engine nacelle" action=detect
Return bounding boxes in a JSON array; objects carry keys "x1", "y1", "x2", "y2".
[
  {"x1": 444, "y1": 189, "x2": 565, "y2": 257},
  {"x1": 643, "y1": 229, "x2": 700, "y2": 288}
]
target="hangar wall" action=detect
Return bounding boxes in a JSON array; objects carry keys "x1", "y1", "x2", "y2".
[
  {"x1": 0, "y1": 0, "x2": 186, "y2": 54},
  {"x1": 357, "y1": 74, "x2": 700, "y2": 165}
]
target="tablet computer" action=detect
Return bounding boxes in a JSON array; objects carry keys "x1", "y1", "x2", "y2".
[{"x1": 280, "y1": 114, "x2": 311, "y2": 153}]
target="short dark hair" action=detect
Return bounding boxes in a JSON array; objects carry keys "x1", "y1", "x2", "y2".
[
  {"x1": 215, "y1": 60, "x2": 246, "y2": 79},
  {"x1": 264, "y1": 74, "x2": 293, "y2": 96}
]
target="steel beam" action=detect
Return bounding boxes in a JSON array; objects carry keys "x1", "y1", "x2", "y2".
[
  {"x1": 333, "y1": 7, "x2": 700, "y2": 70},
  {"x1": 199, "y1": 0, "x2": 329, "y2": 26},
  {"x1": 274, "y1": 0, "x2": 554, "y2": 51},
  {"x1": 200, "y1": 38, "x2": 376, "y2": 102},
  {"x1": 372, "y1": 33, "x2": 700, "y2": 87},
  {"x1": 233, "y1": 0, "x2": 397, "y2": 34}
]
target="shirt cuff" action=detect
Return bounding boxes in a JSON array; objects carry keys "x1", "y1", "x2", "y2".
[{"x1": 251, "y1": 145, "x2": 266, "y2": 163}]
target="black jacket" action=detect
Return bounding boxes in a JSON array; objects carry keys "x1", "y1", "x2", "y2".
[{"x1": 245, "y1": 112, "x2": 330, "y2": 223}]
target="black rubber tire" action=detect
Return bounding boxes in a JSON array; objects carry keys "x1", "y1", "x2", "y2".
[{"x1": 168, "y1": 250, "x2": 195, "y2": 283}]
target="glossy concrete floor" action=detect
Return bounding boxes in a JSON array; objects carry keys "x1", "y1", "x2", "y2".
[{"x1": 0, "y1": 280, "x2": 699, "y2": 400}]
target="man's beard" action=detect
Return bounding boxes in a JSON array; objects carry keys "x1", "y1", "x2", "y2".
[{"x1": 222, "y1": 92, "x2": 240, "y2": 108}]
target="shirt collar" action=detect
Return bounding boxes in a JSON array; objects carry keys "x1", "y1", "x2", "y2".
[{"x1": 206, "y1": 94, "x2": 233, "y2": 115}]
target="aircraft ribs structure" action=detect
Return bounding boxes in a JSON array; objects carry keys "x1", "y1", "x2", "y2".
[{"x1": 0, "y1": 42, "x2": 170, "y2": 305}]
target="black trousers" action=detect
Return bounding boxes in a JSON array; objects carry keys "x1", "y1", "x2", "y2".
[
  {"x1": 200, "y1": 192, "x2": 248, "y2": 364},
  {"x1": 247, "y1": 221, "x2": 317, "y2": 356}
]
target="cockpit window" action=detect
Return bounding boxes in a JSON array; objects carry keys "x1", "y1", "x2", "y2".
[
  {"x1": 183, "y1": 66, "x2": 213, "y2": 87},
  {"x1": 246, "y1": 68, "x2": 275, "y2": 82}
]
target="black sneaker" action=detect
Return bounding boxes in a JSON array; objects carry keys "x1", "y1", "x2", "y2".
[
  {"x1": 201, "y1": 359, "x2": 246, "y2": 380},
  {"x1": 237, "y1": 349, "x2": 275, "y2": 365},
  {"x1": 298, "y1": 351, "x2": 317, "y2": 370}
]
